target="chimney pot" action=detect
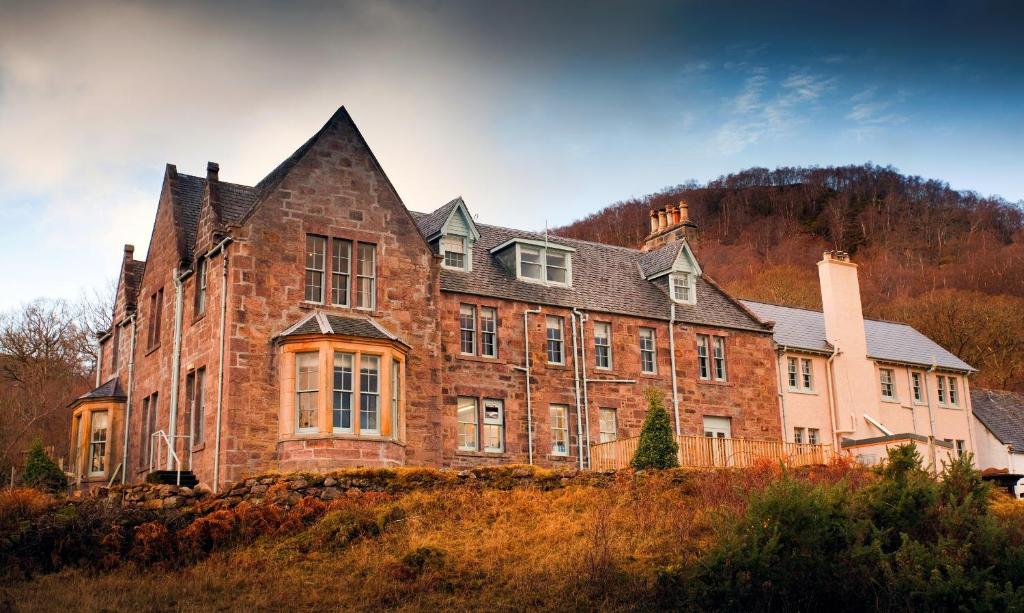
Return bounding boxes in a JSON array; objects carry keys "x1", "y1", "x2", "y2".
[
  {"x1": 649, "y1": 210, "x2": 659, "y2": 234},
  {"x1": 666, "y1": 204, "x2": 678, "y2": 226},
  {"x1": 207, "y1": 161, "x2": 220, "y2": 182},
  {"x1": 678, "y1": 200, "x2": 689, "y2": 223},
  {"x1": 123, "y1": 244, "x2": 135, "y2": 258},
  {"x1": 657, "y1": 209, "x2": 667, "y2": 231}
]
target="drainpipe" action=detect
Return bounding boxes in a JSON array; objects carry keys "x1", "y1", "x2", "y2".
[
  {"x1": 210, "y1": 237, "x2": 231, "y2": 492},
  {"x1": 924, "y1": 363, "x2": 939, "y2": 473},
  {"x1": 570, "y1": 310, "x2": 584, "y2": 470},
  {"x1": 775, "y1": 347, "x2": 789, "y2": 441},
  {"x1": 521, "y1": 307, "x2": 542, "y2": 465},
  {"x1": 120, "y1": 314, "x2": 137, "y2": 484},
  {"x1": 95, "y1": 341, "x2": 103, "y2": 387},
  {"x1": 668, "y1": 304, "x2": 681, "y2": 436},
  {"x1": 963, "y1": 371, "x2": 978, "y2": 467},
  {"x1": 166, "y1": 267, "x2": 187, "y2": 470},
  {"x1": 825, "y1": 347, "x2": 841, "y2": 450},
  {"x1": 572, "y1": 309, "x2": 592, "y2": 468}
]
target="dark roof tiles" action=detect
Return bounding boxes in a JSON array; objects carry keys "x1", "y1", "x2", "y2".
[
  {"x1": 77, "y1": 378, "x2": 126, "y2": 401},
  {"x1": 971, "y1": 388, "x2": 1024, "y2": 452}
]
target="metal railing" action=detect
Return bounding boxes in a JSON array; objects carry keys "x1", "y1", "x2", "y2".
[
  {"x1": 149, "y1": 430, "x2": 189, "y2": 485},
  {"x1": 590, "y1": 434, "x2": 834, "y2": 471}
]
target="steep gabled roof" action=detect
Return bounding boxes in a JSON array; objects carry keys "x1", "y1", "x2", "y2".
[
  {"x1": 741, "y1": 300, "x2": 974, "y2": 372},
  {"x1": 169, "y1": 172, "x2": 256, "y2": 261},
  {"x1": 971, "y1": 388, "x2": 1024, "y2": 452},
  {"x1": 410, "y1": 211, "x2": 770, "y2": 332},
  {"x1": 639, "y1": 243, "x2": 681, "y2": 278},
  {"x1": 416, "y1": 198, "x2": 461, "y2": 240}
]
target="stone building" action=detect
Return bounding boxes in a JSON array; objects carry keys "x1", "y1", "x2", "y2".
[{"x1": 69, "y1": 107, "x2": 783, "y2": 491}]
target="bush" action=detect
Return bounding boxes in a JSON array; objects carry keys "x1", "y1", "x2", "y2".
[
  {"x1": 631, "y1": 389, "x2": 679, "y2": 470},
  {"x1": 19, "y1": 439, "x2": 67, "y2": 493},
  {"x1": 0, "y1": 488, "x2": 55, "y2": 534}
]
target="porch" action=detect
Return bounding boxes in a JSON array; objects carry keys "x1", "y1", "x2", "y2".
[{"x1": 589, "y1": 434, "x2": 835, "y2": 471}]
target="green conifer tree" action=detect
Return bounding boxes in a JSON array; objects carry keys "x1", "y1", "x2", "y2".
[
  {"x1": 20, "y1": 437, "x2": 68, "y2": 493},
  {"x1": 631, "y1": 389, "x2": 679, "y2": 470}
]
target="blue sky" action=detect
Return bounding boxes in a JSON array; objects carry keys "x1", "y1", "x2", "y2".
[{"x1": 1, "y1": 0, "x2": 1021, "y2": 308}]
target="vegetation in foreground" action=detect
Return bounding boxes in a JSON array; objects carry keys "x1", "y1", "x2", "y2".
[{"x1": 3, "y1": 447, "x2": 1024, "y2": 612}]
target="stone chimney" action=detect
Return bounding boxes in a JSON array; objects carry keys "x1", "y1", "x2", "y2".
[
  {"x1": 817, "y1": 250, "x2": 876, "y2": 438},
  {"x1": 641, "y1": 200, "x2": 697, "y2": 252},
  {"x1": 123, "y1": 244, "x2": 135, "y2": 261},
  {"x1": 207, "y1": 161, "x2": 219, "y2": 183}
]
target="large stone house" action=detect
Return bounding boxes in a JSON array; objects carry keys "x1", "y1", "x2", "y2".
[{"x1": 68, "y1": 107, "x2": 783, "y2": 491}]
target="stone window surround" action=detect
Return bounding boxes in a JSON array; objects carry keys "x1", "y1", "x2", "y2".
[
  {"x1": 278, "y1": 336, "x2": 406, "y2": 443},
  {"x1": 69, "y1": 400, "x2": 124, "y2": 483}
]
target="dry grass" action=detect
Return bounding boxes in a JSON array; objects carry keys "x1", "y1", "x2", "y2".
[{"x1": 3, "y1": 463, "x2": 869, "y2": 612}]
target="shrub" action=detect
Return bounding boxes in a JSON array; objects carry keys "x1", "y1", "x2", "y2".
[
  {"x1": 631, "y1": 389, "x2": 678, "y2": 470},
  {"x1": 19, "y1": 439, "x2": 67, "y2": 493},
  {"x1": 0, "y1": 488, "x2": 54, "y2": 534}
]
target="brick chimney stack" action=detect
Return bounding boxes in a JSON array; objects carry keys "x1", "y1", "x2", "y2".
[
  {"x1": 207, "y1": 161, "x2": 219, "y2": 183},
  {"x1": 642, "y1": 200, "x2": 697, "y2": 252}
]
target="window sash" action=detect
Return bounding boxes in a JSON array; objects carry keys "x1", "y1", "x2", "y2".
[
  {"x1": 457, "y1": 397, "x2": 479, "y2": 451},
  {"x1": 519, "y1": 246, "x2": 543, "y2": 280},
  {"x1": 713, "y1": 337, "x2": 727, "y2": 381},
  {"x1": 546, "y1": 316, "x2": 564, "y2": 364},
  {"x1": 442, "y1": 236, "x2": 468, "y2": 270},
  {"x1": 793, "y1": 427, "x2": 804, "y2": 444},
  {"x1": 640, "y1": 328, "x2": 656, "y2": 373},
  {"x1": 331, "y1": 239, "x2": 352, "y2": 306},
  {"x1": 671, "y1": 273, "x2": 692, "y2": 302},
  {"x1": 948, "y1": 377, "x2": 959, "y2": 405},
  {"x1": 305, "y1": 236, "x2": 326, "y2": 303},
  {"x1": 195, "y1": 257, "x2": 207, "y2": 315},
  {"x1": 599, "y1": 408, "x2": 617, "y2": 443},
  {"x1": 480, "y1": 307, "x2": 497, "y2": 357},
  {"x1": 937, "y1": 376, "x2": 947, "y2": 403},
  {"x1": 550, "y1": 405, "x2": 569, "y2": 456},
  {"x1": 696, "y1": 335, "x2": 710, "y2": 379},
  {"x1": 192, "y1": 368, "x2": 206, "y2": 445},
  {"x1": 800, "y1": 359, "x2": 812, "y2": 390},
  {"x1": 359, "y1": 355, "x2": 380, "y2": 433},
  {"x1": 912, "y1": 372, "x2": 923, "y2": 402},
  {"x1": 356, "y1": 243, "x2": 376, "y2": 309},
  {"x1": 333, "y1": 352, "x2": 354, "y2": 432},
  {"x1": 296, "y1": 352, "x2": 320, "y2": 432},
  {"x1": 483, "y1": 399, "x2": 504, "y2": 452},
  {"x1": 545, "y1": 250, "x2": 568, "y2": 284},
  {"x1": 88, "y1": 411, "x2": 108, "y2": 475},
  {"x1": 594, "y1": 322, "x2": 611, "y2": 369},
  {"x1": 787, "y1": 357, "x2": 798, "y2": 388},
  {"x1": 391, "y1": 359, "x2": 401, "y2": 441},
  {"x1": 808, "y1": 428, "x2": 820, "y2": 445},
  {"x1": 880, "y1": 369, "x2": 895, "y2": 399},
  {"x1": 460, "y1": 305, "x2": 477, "y2": 355}
]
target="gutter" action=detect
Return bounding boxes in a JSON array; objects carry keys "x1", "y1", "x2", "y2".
[
  {"x1": 209, "y1": 236, "x2": 232, "y2": 492},
  {"x1": 166, "y1": 267, "x2": 187, "y2": 470},
  {"x1": 120, "y1": 314, "x2": 137, "y2": 484}
]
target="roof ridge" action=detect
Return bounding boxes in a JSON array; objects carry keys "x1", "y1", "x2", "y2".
[{"x1": 739, "y1": 298, "x2": 917, "y2": 327}]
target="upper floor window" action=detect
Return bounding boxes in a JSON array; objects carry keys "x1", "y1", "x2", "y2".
[
  {"x1": 304, "y1": 234, "x2": 375, "y2": 309},
  {"x1": 185, "y1": 367, "x2": 206, "y2": 446},
  {"x1": 509, "y1": 242, "x2": 573, "y2": 286},
  {"x1": 639, "y1": 327, "x2": 657, "y2": 374},
  {"x1": 594, "y1": 321, "x2": 612, "y2": 369},
  {"x1": 697, "y1": 334, "x2": 727, "y2": 381},
  {"x1": 937, "y1": 375, "x2": 959, "y2": 407},
  {"x1": 787, "y1": 357, "x2": 798, "y2": 388},
  {"x1": 787, "y1": 357, "x2": 813, "y2": 391},
  {"x1": 356, "y1": 243, "x2": 376, "y2": 309},
  {"x1": 670, "y1": 272, "x2": 694, "y2": 304},
  {"x1": 331, "y1": 239, "x2": 352, "y2": 307},
  {"x1": 110, "y1": 325, "x2": 121, "y2": 373},
  {"x1": 546, "y1": 316, "x2": 564, "y2": 364},
  {"x1": 480, "y1": 307, "x2": 498, "y2": 358},
  {"x1": 146, "y1": 288, "x2": 164, "y2": 350},
  {"x1": 911, "y1": 372, "x2": 924, "y2": 403},
  {"x1": 194, "y1": 257, "x2": 207, "y2": 317},
  {"x1": 459, "y1": 305, "x2": 477, "y2": 355},
  {"x1": 305, "y1": 235, "x2": 326, "y2": 303},
  {"x1": 441, "y1": 236, "x2": 469, "y2": 271},
  {"x1": 880, "y1": 368, "x2": 896, "y2": 401}
]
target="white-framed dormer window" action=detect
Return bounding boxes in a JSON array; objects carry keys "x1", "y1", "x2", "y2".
[
  {"x1": 670, "y1": 272, "x2": 695, "y2": 304},
  {"x1": 441, "y1": 235, "x2": 471, "y2": 271},
  {"x1": 496, "y1": 240, "x2": 574, "y2": 287}
]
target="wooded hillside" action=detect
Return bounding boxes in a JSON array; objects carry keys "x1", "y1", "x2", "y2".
[{"x1": 554, "y1": 164, "x2": 1024, "y2": 392}]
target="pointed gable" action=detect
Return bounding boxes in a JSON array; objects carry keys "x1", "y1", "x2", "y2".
[{"x1": 639, "y1": 240, "x2": 702, "y2": 280}]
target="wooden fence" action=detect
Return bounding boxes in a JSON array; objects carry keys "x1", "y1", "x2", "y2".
[{"x1": 590, "y1": 434, "x2": 834, "y2": 471}]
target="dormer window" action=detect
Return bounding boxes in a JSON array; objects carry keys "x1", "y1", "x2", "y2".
[
  {"x1": 441, "y1": 236, "x2": 470, "y2": 271},
  {"x1": 492, "y1": 239, "x2": 573, "y2": 287},
  {"x1": 670, "y1": 272, "x2": 694, "y2": 304}
]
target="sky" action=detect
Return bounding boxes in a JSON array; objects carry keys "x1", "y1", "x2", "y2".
[{"x1": 1, "y1": 0, "x2": 1022, "y2": 308}]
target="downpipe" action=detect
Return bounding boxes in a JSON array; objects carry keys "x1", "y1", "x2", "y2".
[
  {"x1": 166, "y1": 267, "x2": 187, "y2": 470},
  {"x1": 572, "y1": 308, "x2": 592, "y2": 468},
  {"x1": 210, "y1": 237, "x2": 231, "y2": 492},
  {"x1": 120, "y1": 314, "x2": 137, "y2": 484},
  {"x1": 521, "y1": 307, "x2": 541, "y2": 465},
  {"x1": 668, "y1": 304, "x2": 681, "y2": 436},
  {"x1": 570, "y1": 310, "x2": 584, "y2": 470}
]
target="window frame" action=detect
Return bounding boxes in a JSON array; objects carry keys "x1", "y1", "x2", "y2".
[
  {"x1": 911, "y1": 371, "x2": 924, "y2": 404},
  {"x1": 194, "y1": 256, "x2": 207, "y2": 317},
  {"x1": 639, "y1": 327, "x2": 657, "y2": 374},
  {"x1": 295, "y1": 352, "x2": 320, "y2": 433},
  {"x1": 147, "y1": 288, "x2": 163, "y2": 350},
  {"x1": 480, "y1": 307, "x2": 498, "y2": 358},
  {"x1": 879, "y1": 368, "x2": 896, "y2": 401},
  {"x1": 304, "y1": 235, "x2": 327, "y2": 304},
  {"x1": 482, "y1": 399, "x2": 504, "y2": 453},
  {"x1": 358, "y1": 354, "x2": 382, "y2": 435},
  {"x1": 355, "y1": 242, "x2": 377, "y2": 310},
  {"x1": 459, "y1": 304, "x2": 477, "y2": 356},
  {"x1": 457, "y1": 396, "x2": 479, "y2": 451},
  {"x1": 88, "y1": 410, "x2": 109, "y2": 477},
  {"x1": 331, "y1": 238, "x2": 352, "y2": 307},
  {"x1": 787, "y1": 357, "x2": 799, "y2": 389},
  {"x1": 712, "y1": 336, "x2": 727, "y2": 381},
  {"x1": 441, "y1": 235, "x2": 471, "y2": 271},
  {"x1": 332, "y1": 352, "x2": 355, "y2": 433},
  {"x1": 599, "y1": 407, "x2": 618, "y2": 443},
  {"x1": 669, "y1": 272, "x2": 695, "y2": 304},
  {"x1": 696, "y1": 334, "x2": 710, "y2": 380},
  {"x1": 937, "y1": 375, "x2": 947, "y2": 405},
  {"x1": 800, "y1": 358, "x2": 813, "y2": 391},
  {"x1": 514, "y1": 243, "x2": 573, "y2": 287},
  {"x1": 185, "y1": 367, "x2": 206, "y2": 447},
  {"x1": 550, "y1": 404, "x2": 569, "y2": 456},
  {"x1": 947, "y1": 376, "x2": 960, "y2": 407},
  {"x1": 808, "y1": 428, "x2": 820, "y2": 445},
  {"x1": 793, "y1": 427, "x2": 805, "y2": 444},
  {"x1": 594, "y1": 321, "x2": 612, "y2": 370},
  {"x1": 546, "y1": 316, "x2": 565, "y2": 365}
]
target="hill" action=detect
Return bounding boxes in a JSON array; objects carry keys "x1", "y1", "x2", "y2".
[{"x1": 554, "y1": 164, "x2": 1024, "y2": 392}]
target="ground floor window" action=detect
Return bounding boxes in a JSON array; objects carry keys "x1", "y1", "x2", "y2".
[
  {"x1": 599, "y1": 408, "x2": 617, "y2": 443},
  {"x1": 88, "y1": 411, "x2": 108, "y2": 476},
  {"x1": 456, "y1": 396, "x2": 505, "y2": 453},
  {"x1": 483, "y1": 400, "x2": 504, "y2": 452},
  {"x1": 458, "y1": 397, "x2": 479, "y2": 451},
  {"x1": 551, "y1": 405, "x2": 569, "y2": 456}
]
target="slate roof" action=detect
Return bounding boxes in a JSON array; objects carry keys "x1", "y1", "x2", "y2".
[
  {"x1": 415, "y1": 197, "x2": 461, "y2": 240},
  {"x1": 638, "y1": 243, "x2": 681, "y2": 279},
  {"x1": 76, "y1": 378, "x2": 126, "y2": 402},
  {"x1": 170, "y1": 173, "x2": 257, "y2": 261},
  {"x1": 277, "y1": 311, "x2": 404, "y2": 344},
  {"x1": 410, "y1": 210, "x2": 771, "y2": 332},
  {"x1": 741, "y1": 300, "x2": 974, "y2": 372},
  {"x1": 971, "y1": 388, "x2": 1024, "y2": 452},
  {"x1": 124, "y1": 259, "x2": 146, "y2": 307}
]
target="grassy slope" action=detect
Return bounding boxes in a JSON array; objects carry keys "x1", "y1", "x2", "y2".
[{"x1": 5, "y1": 467, "x2": 802, "y2": 612}]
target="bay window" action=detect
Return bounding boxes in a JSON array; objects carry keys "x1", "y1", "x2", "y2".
[
  {"x1": 296, "y1": 352, "x2": 320, "y2": 432},
  {"x1": 359, "y1": 355, "x2": 381, "y2": 434},
  {"x1": 333, "y1": 352, "x2": 354, "y2": 431},
  {"x1": 88, "y1": 411, "x2": 108, "y2": 476}
]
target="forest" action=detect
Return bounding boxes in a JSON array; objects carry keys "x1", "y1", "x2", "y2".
[{"x1": 554, "y1": 164, "x2": 1024, "y2": 393}]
